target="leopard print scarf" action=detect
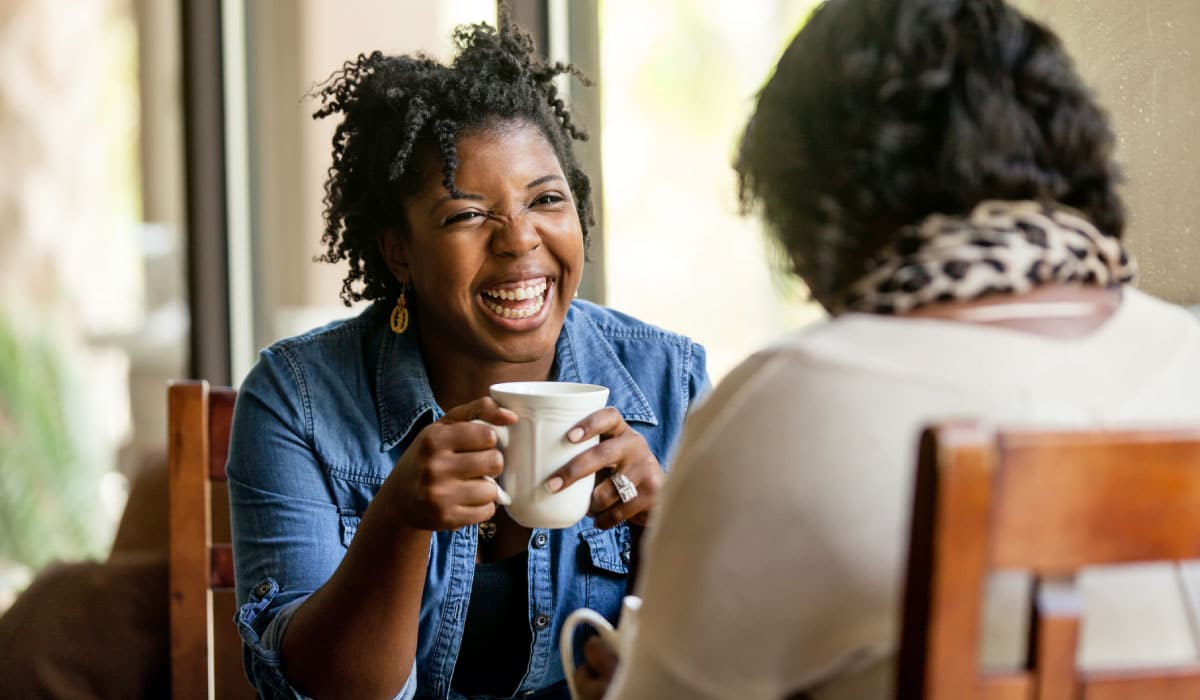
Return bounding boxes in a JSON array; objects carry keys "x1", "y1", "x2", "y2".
[{"x1": 839, "y1": 200, "x2": 1136, "y2": 315}]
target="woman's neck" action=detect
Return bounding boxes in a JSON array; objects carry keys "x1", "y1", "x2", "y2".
[
  {"x1": 902, "y1": 283, "x2": 1122, "y2": 339},
  {"x1": 421, "y1": 344, "x2": 557, "y2": 411}
]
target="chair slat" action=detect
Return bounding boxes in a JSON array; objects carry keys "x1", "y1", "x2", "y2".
[
  {"x1": 1082, "y1": 666, "x2": 1200, "y2": 700},
  {"x1": 981, "y1": 673, "x2": 1031, "y2": 700},
  {"x1": 209, "y1": 481, "x2": 232, "y2": 546},
  {"x1": 210, "y1": 543, "x2": 235, "y2": 590},
  {"x1": 208, "y1": 388, "x2": 236, "y2": 481},
  {"x1": 899, "y1": 422, "x2": 1200, "y2": 700},
  {"x1": 1028, "y1": 577, "x2": 1081, "y2": 700},
  {"x1": 168, "y1": 380, "x2": 211, "y2": 700},
  {"x1": 898, "y1": 424, "x2": 995, "y2": 700},
  {"x1": 991, "y1": 432, "x2": 1200, "y2": 571},
  {"x1": 169, "y1": 380, "x2": 248, "y2": 699}
]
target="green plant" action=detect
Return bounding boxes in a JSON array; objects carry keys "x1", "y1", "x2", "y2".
[{"x1": 0, "y1": 313, "x2": 109, "y2": 570}]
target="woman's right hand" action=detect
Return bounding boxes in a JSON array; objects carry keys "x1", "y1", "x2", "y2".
[{"x1": 382, "y1": 397, "x2": 518, "y2": 531}]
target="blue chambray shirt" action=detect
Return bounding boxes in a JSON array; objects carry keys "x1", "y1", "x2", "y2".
[{"x1": 226, "y1": 299, "x2": 709, "y2": 699}]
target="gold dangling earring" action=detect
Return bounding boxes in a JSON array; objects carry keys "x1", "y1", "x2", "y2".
[{"x1": 390, "y1": 285, "x2": 410, "y2": 334}]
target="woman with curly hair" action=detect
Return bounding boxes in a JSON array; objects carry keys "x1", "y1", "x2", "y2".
[
  {"x1": 225, "y1": 12, "x2": 708, "y2": 699},
  {"x1": 576, "y1": 0, "x2": 1200, "y2": 698}
]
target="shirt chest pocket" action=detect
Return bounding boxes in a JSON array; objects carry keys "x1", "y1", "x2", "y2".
[{"x1": 578, "y1": 526, "x2": 632, "y2": 615}]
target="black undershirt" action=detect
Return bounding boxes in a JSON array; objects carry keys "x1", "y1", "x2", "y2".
[{"x1": 450, "y1": 552, "x2": 533, "y2": 697}]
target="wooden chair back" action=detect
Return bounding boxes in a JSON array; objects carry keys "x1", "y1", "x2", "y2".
[
  {"x1": 898, "y1": 421, "x2": 1200, "y2": 700},
  {"x1": 168, "y1": 380, "x2": 253, "y2": 699}
]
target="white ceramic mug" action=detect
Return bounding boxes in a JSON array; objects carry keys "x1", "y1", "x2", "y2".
[
  {"x1": 561, "y1": 595, "x2": 642, "y2": 700},
  {"x1": 475, "y1": 381, "x2": 609, "y2": 529}
]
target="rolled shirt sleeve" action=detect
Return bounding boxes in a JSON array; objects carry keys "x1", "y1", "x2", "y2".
[{"x1": 226, "y1": 347, "x2": 416, "y2": 699}]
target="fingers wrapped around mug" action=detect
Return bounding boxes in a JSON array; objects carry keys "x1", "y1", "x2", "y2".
[
  {"x1": 544, "y1": 406, "x2": 663, "y2": 529},
  {"x1": 572, "y1": 636, "x2": 619, "y2": 700},
  {"x1": 382, "y1": 397, "x2": 516, "y2": 531}
]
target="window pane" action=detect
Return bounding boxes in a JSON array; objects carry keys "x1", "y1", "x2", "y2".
[
  {"x1": 599, "y1": 0, "x2": 827, "y2": 380},
  {"x1": 0, "y1": 0, "x2": 189, "y2": 605},
  {"x1": 238, "y1": 0, "x2": 497, "y2": 381}
]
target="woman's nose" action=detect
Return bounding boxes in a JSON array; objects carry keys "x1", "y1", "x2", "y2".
[{"x1": 490, "y1": 212, "x2": 541, "y2": 257}]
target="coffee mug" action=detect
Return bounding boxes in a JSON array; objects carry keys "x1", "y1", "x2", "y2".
[
  {"x1": 560, "y1": 595, "x2": 642, "y2": 700},
  {"x1": 474, "y1": 381, "x2": 609, "y2": 529}
]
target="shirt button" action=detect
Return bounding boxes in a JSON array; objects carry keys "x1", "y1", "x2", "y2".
[
  {"x1": 533, "y1": 532, "x2": 549, "y2": 548},
  {"x1": 254, "y1": 581, "x2": 271, "y2": 598},
  {"x1": 621, "y1": 549, "x2": 631, "y2": 564},
  {"x1": 533, "y1": 614, "x2": 550, "y2": 630}
]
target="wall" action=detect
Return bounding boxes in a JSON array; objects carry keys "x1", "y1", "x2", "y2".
[{"x1": 1029, "y1": 0, "x2": 1200, "y2": 305}]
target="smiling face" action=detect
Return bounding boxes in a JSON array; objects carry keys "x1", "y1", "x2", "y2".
[{"x1": 383, "y1": 120, "x2": 585, "y2": 384}]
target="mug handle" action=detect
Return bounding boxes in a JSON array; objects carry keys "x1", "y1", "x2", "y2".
[
  {"x1": 471, "y1": 419, "x2": 512, "y2": 505},
  {"x1": 560, "y1": 607, "x2": 621, "y2": 700}
]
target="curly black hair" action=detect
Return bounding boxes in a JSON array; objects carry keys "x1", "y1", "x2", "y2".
[
  {"x1": 312, "y1": 9, "x2": 593, "y2": 305},
  {"x1": 736, "y1": 0, "x2": 1125, "y2": 306}
]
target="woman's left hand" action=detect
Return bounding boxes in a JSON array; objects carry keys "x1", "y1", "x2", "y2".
[
  {"x1": 545, "y1": 407, "x2": 663, "y2": 529},
  {"x1": 572, "y1": 636, "x2": 619, "y2": 700}
]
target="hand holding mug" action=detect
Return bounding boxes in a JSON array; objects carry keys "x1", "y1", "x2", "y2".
[
  {"x1": 561, "y1": 596, "x2": 642, "y2": 700},
  {"x1": 545, "y1": 407, "x2": 664, "y2": 529},
  {"x1": 381, "y1": 397, "x2": 516, "y2": 531},
  {"x1": 573, "y1": 636, "x2": 619, "y2": 700},
  {"x1": 473, "y1": 381, "x2": 610, "y2": 529}
]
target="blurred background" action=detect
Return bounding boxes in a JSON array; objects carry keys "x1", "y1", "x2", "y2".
[{"x1": 1, "y1": 0, "x2": 1198, "y2": 610}]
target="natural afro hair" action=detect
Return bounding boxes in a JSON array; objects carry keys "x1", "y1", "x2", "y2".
[
  {"x1": 736, "y1": 0, "x2": 1124, "y2": 306},
  {"x1": 312, "y1": 9, "x2": 594, "y2": 305}
]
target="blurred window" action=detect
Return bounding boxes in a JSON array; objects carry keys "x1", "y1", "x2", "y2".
[
  {"x1": 233, "y1": 1, "x2": 497, "y2": 382},
  {"x1": 598, "y1": 0, "x2": 826, "y2": 380},
  {"x1": 0, "y1": 0, "x2": 188, "y2": 604}
]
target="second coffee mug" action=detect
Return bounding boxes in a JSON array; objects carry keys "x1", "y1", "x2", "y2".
[
  {"x1": 476, "y1": 381, "x2": 610, "y2": 529},
  {"x1": 560, "y1": 595, "x2": 642, "y2": 700}
]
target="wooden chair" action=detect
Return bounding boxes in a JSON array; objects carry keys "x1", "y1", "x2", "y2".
[
  {"x1": 897, "y1": 421, "x2": 1200, "y2": 700},
  {"x1": 168, "y1": 380, "x2": 254, "y2": 699}
]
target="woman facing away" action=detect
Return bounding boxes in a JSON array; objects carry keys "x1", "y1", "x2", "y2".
[
  {"x1": 576, "y1": 0, "x2": 1200, "y2": 698},
  {"x1": 225, "y1": 12, "x2": 708, "y2": 700}
]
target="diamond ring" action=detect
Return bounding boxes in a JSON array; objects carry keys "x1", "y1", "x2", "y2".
[{"x1": 610, "y1": 473, "x2": 638, "y2": 503}]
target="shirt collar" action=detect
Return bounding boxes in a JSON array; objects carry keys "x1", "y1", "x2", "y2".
[
  {"x1": 551, "y1": 303, "x2": 658, "y2": 426},
  {"x1": 375, "y1": 311, "x2": 440, "y2": 452},
  {"x1": 375, "y1": 301, "x2": 658, "y2": 452}
]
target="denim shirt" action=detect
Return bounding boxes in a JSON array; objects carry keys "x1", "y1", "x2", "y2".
[{"x1": 226, "y1": 299, "x2": 709, "y2": 699}]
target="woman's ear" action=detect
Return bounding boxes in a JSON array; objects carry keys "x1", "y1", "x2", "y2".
[{"x1": 377, "y1": 229, "x2": 410, "y2": 284}]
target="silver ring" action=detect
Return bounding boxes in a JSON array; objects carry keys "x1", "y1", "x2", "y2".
[{"x1": 610, "y1": 473, "x2": 638, "y2": 503}]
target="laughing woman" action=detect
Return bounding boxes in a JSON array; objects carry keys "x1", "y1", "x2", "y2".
[{"x1": 225, "y1": 14, "x2": 708, "y2": 700}]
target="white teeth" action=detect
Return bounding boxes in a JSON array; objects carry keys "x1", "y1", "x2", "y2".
[
  {"x1": 483, "y1": 280, "x2": 548, "y2": 301},
  {"x1": 483, "y1": 294, "x2": 545, "y2": 319},
  {"x1": 481, "y1": 279, "x2": 548, "y2": 321}
]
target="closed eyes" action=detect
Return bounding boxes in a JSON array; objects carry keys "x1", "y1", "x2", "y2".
[
  {"x1": 443, "y1": 210, "x2": 486, "y2": 226},
  {"x1": 438, "y1": 190, "x2": 570, "y2": 228}
]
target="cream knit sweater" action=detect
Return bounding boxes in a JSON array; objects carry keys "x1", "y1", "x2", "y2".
[{"x1": 608, "y1": 287, "x2": 1200, "y2": 699}]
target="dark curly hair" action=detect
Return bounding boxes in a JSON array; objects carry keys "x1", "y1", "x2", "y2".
[
  {"x1": 312, "y1": 9, "x2": 594, "y2": 305},
  {"x1": 736, "y1": 0, "x2": 1125, "y2": 306}
]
